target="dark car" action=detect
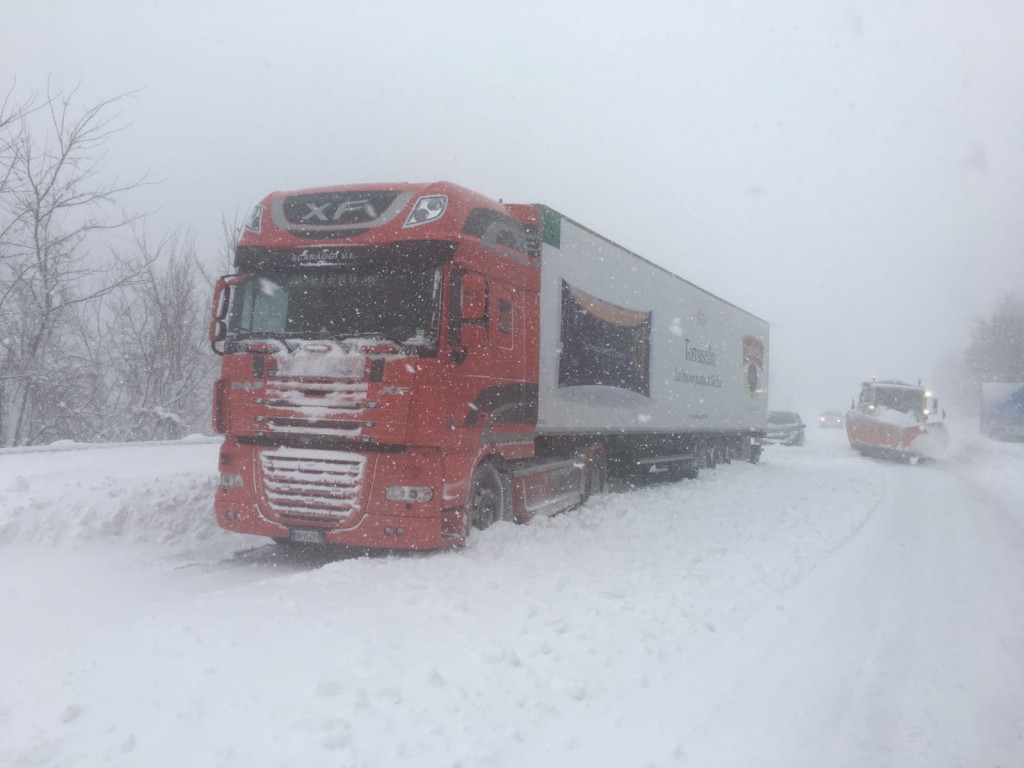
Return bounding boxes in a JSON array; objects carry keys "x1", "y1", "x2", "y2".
[
  {"x1": 766, "y1": 411, "x2": 805, "y2": 446},
  {"x1": 818, "y1": 410, "x2": 845, "y2": 428}
]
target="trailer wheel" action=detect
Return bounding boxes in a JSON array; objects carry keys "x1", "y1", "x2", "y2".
[
  {"x1": 619, "y1": 462, "x2": 649, "y2": 488},
  {"x1": 663, "y1": 459, "x2": 698, "y2": 482},
  {"x1": 581, "y1": 448, "x2": 607, "y2": 503},
  {"x1": 696, "y1": 442, "x2": 717, "y2": 470},
  {"x1": 468, "y1": 462, "x2": 511, "y2": 531}
]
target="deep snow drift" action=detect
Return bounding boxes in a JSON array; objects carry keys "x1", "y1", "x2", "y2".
[{"x1": 1, "y1": 423, "x2": 1022, "y2": 767}]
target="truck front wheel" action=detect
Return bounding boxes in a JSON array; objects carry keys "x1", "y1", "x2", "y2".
[{"x1": 468, "y1": 462, "x2": 511, "y2": 531}]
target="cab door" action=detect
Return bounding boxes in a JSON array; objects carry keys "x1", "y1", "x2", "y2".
[{"x1": 446, "y1": 269, "x2": 532, "y2": 450}]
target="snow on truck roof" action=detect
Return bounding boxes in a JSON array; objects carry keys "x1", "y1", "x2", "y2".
[{"x1": 865, "y1": 380, "x2": 925, "y2": 390}]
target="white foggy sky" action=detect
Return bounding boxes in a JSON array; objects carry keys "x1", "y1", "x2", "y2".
[{"x1": 7, "y1": 0, "x2": 1024, "y2": 413}]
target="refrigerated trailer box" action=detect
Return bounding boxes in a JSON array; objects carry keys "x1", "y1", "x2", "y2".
[
  {"x1": 210, "y1": 182, "x2": 769, "y2": 550},
  {"x1": 535, "y1": 210, "x2": 768, "y2": 438},
  {"x1": 981, "y1": 382, "x2": 1024, "y2": 442}
]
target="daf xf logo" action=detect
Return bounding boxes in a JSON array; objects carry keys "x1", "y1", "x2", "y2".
[
  {"x1": 277, "y1": 189, "x2": 407, "y2": 229},
  {"x1": 300, "y1": 199, "x2": 378, "y2": 222}
]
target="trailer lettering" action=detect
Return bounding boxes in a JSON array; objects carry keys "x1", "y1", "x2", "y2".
[
  {"x1": 674, "y1": 367, "x2": 723, "y2": 388},
  {"x1": 684, "y1": 339, "x2": 717, "y2": 367}
]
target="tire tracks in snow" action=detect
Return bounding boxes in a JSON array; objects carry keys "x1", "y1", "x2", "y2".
[{"x1": 666, "y1": 458, "x2": 1024, "y2": 767}]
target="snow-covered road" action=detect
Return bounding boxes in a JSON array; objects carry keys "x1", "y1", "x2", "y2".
[
  {"x1": 674, "y1": 451, "x2": 1024, "y2": 767},
  {"x1": 1, "y1": 425, "x2": 1022, "y2": 767}
]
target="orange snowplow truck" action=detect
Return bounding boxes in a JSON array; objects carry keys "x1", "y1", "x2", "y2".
[{"x1": 210, "y1": 182, "x2": 769, "y2": 549}]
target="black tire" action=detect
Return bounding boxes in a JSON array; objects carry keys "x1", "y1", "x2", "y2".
[
  {"x1": 581, "y1": 448, "x2": 607, "y2": 503},
  {"x1": 619, "y1": 461, "x2": 650, "y2": 488},
  {"x1": 705, "y1": 443, "x2": 718, "y2": 469},
  {"x1": 468, "y1": 462, "x2": 511, "y2": 531},
  {"x1": 720, "y1": 442, "x2": 732, "y2": 464},
  {"x1": 663, "y1": 460, "x2": 698, "y2": 481}
]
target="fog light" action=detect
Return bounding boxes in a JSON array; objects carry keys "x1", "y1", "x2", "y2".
[
  {"x1": 219, "y1": 472, "x2": 244, "y2": 488},
  {"x1": 386, "y1": 485, "x2": 434, "y2": 502}
]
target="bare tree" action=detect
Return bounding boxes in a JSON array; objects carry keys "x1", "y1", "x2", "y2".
[
  {"x1": 197, "y1": 214, "x2": 242, "y2": 284},
  {"x1": 966, "y1": 293, "x2": 1024, "y2": 386},
  {"x1": 0, "y1": 80, "x2": 39, "y2": 195},
  {"x1": 103, "y1": 230, "x2": 216, "y2": 441},
  {"x1": 0, "y1": 83, "x2": 150, "y2": 446},
  {"x1": 0, "y1": 82, "x2": 41, "y2": 292}
]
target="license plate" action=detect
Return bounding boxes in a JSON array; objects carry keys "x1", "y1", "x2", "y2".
[{"x1": 289, "y1": 528, "x2": 325, "y2": 545}]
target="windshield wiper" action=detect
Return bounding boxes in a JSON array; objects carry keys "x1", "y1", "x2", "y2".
[
  {"x1": 232, "y1": 332, "x2": 297, "y2": 352},
  {"x1": 327, "y1": 331, "x2": 389, "y2": 345}
]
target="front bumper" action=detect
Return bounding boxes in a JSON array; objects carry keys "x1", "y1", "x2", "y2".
[{"x1": 214, "y1": 439, "x2": 464, "y2": 550}]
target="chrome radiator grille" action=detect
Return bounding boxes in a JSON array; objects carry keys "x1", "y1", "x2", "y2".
[{"x1": 259, "y1": 447, "x2": 366, "y2": 521}]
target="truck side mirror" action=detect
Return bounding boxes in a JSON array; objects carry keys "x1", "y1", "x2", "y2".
[
  {"x1": 216, "y1": 284, "x2": 232, "y2": 320},
  {"x1": 209, "y1": 280, "x2": 231, "y2": 355},
  {"x1": 460, "y1": 274, "x2": 487, "y2": 321},
  {"x1": 209, "y1": 318, "x2": 227, "y2": 345},
  {"x1": 209, "y1": 276, "x2": 251, "y2": 355}
]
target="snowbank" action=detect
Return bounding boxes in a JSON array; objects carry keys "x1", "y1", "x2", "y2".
[{"x1": 0, "y1": 438, "x2": 227, "y2": 549}]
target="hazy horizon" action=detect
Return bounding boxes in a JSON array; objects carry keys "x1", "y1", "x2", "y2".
[{"x1": 8, "y1": 0, "x2": 1023, "y2": 415}]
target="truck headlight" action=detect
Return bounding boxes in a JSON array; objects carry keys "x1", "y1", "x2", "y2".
[
  {"x1": 403, "y1": 195, "x2": 447, "y2": 228},
  {"x1": 219, "y1": 472, "x2": 244, "y2": 488},
  {"x1": 386, "y1": 486, "x2": 434, "y2": 502}
]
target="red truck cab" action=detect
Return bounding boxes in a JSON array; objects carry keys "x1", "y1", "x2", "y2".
[{"x1": 211, "y1": 182, "x2": 543, "y2": 549}]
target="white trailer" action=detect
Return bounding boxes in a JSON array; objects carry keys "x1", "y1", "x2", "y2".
[
  {"x1": 981, "y1": 382, "x2": 1024, "y2": 442},
  {"x1": 531, "y1": 207, "x2": 769, "y2": 478}
]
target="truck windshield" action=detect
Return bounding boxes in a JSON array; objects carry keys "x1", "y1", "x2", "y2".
[
  {"x1": 227, "y1": 265, "x2": 443, "y2": 349},
  {"x1": 873, "y1": 387, "x2": 924, "y2": 414}
]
